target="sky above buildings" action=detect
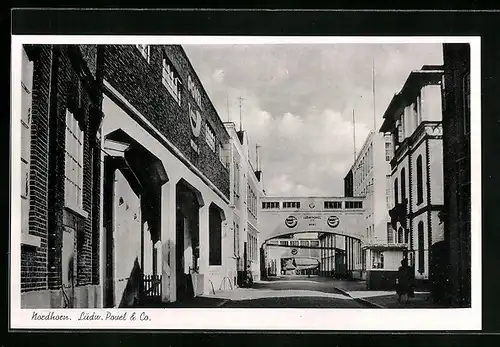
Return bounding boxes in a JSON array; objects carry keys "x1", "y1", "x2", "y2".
[{"x1": 183, "y1": 43, "x2": 443, "y2": 197}]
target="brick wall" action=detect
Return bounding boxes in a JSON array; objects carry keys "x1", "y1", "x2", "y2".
[
  {"x1": 102, "y1": 45, "x2": 230, "y2": 198},
  {"x1": 21, "y1": 45, "x2": 52, "y2": 292},
  {"x1": 21, "y1": 45, "x2": 102, "y2": 294}
]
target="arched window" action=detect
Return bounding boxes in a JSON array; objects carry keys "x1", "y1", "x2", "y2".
[
  {"x1": 394, "y1": 177, "x2": 399, "y2": 205},
  {"x1": 417, "y1": 155, "x2": 424, "y2": 205},
  {"x1": 398, "y1": 227, "x2": 404, "y2": 244},
  {"x1": 401, "y1": 168, "x2": 406, "y2": 204},
  {"x1": 418, "y1": 221, "x2": 425, "y2": 274},
  {"x1": 405, "y1": 229, "x2": 410, "y2": 244}
]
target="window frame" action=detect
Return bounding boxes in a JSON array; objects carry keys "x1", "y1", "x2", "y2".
[
  {"x1": 416, "y1": 155, "x2": 424, "y2": 205},
  {"x1": 135, "y1": 44, "x2": 151, "y2": 63},
  {"x1": 161, "y1": 55, "x2": 181, "y2": 105},
  {"x1": 205, "y1": 122, "x2": 216, "y2": 152},
  {"x1": 64, "y1": 108, "x2": 87, "y2": 217}
]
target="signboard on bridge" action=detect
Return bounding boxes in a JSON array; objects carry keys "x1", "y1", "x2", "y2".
[{"x1": 259, "y1": 209, "x2": 365, "y2": 242}]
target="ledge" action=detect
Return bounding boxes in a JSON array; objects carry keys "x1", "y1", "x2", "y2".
[
  {"x1": 65, "y1": 204, "x2": 89, "y2": 219},
  {"x1": 21, "y1": 233, "x2": 42, "y2": 248}
]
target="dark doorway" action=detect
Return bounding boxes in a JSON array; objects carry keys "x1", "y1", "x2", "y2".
[
  {"x1": 103, "y1": 158, "x2": 115, "y2": 308},
  {"x1": 335, "y1": 249, "x2": 346, "y2": 278},
  {"x1": 176, "y1": 209, "x2": 188, "y2": 302}
]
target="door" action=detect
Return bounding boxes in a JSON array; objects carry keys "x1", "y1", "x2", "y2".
[{"x1": 335, "y1": 249, "x2": 346, "y2": 277}]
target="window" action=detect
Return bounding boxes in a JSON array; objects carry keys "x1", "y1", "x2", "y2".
[
  {"x1": 262, "y1": 201, "x2": 280, "y2": 209},
  {"x1": 345, "y1": 201, "x2": 363, "y2": 209},
  {"x1": 463, "y1": 71, "x2": 470, "y2": 135},
  {"x1": 162, "y1": 56, "x2": 181, "y2": 104},
  {"x1": 21, "y1": 48, "x2": 34, "y2": 236},
  {"x1": 394, "y1": 177, "x2": 399, "y2": 205},
  {"x1": 283, "y1": 201, "x2": 301, "y2": 209},
  {"x1": 233, "y1": 223, "x2": 240, "y2": 257},
  {"x1": 219, "y1": 142, "x2": 226, "y2": 167},
  {"x1": 65, "y1": 109, "x2": 84, "y2": 210},
  {"x1": 387, "y1": 223, "x2": 394, "y2": 244},
  {"x1": 400, "y1": 168, "x2": 406, "y2": 204},
  {"x1": 418, "y1": 221, "x2": 425, "y2": 274},
  {"x1": 209, "y1": 206, "x2": 222, "y2": 266},
  {"x1": 416, "y1": 155, "x2": 424, "y2": 205},
  {"x1": 290, "y1": 240, "x2": 299, "y2": 247},
  {"x1": 135, "y1": 44, "x2": 150, "y2": 63},
  {"x1": 233, "y1": 160, "x2": 240, "y2": 197},
  {"x1": 279, "y1": 240, "x2": 288, "y2": 246},
  {"x1": 385, "y1": 142, "x2": 392, "y2": 162},
  {"x1": 205, "y1": 122, "x2": 216, "y2": 152},
  {"x1": 324, "y1": 201, "x2": 342, "y2": 209},
  {"x1": 398, "y1": 227, "x2": 404, "y2": 244}
]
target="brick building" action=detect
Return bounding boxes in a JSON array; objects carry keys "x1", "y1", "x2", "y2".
[
  {"x1": 441, "y1": 43, "x2": 471, "y2": 307},
  {"x1": 100, "y1": 44, "x2": 232, "y2": 306},
  {"x1": 379, "y1": 65, "x2": 445, "y2": 291},
  {"x1": 20, "y1": 44, "x2": 103, "y2": 308}
]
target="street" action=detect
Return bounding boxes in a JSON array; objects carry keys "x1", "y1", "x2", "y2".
[{"x1": 207, "y1": 275, "x2": 369, "y2": 308}]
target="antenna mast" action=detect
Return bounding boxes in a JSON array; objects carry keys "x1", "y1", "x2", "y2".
[
  {"x1": 256, "y1": 144, "x2": 261, "y2": 171},
  {"x1": 226, "y1": 93, "x2": 230, "y2": 122},
  {"x1": 238, "y1": 96, "x2": 244, "y2": 131},
  {"x1": 372, "y1": 56, "x2": 376, "y2": 130},
  {"x1": 352, "y1": 108, "x2": 357, "y2": 162}
]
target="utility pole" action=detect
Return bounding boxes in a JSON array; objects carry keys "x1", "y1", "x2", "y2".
[
  {"x1": 256, "y1": 144, "x2": 261, "y2": 170},
  {"x1": 226, "y1": 93, "x2": 230, "y2": 122},
  {"x1": 372, "y1": 55, "x2": 377, "y2": 130},
  {"x1": 238, "y1": 96, "x2": 244, "y2": 132}
]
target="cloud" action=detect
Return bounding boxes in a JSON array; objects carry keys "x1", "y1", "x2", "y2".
[{"x1": 183, "y1": 43, "x2": 443, "y2": 197}]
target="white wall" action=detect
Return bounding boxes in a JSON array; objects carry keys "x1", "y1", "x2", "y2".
[
  {"x1": 421, "y1": 84, "x2": 443, "y2": 122},
  {"x1": 113, "y1": 170, "x2": 142, "y2": 306}
]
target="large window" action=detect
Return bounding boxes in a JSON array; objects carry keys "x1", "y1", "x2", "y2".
[
  {"x1": 324, "y1": 201, "x2": 342, "y2": 209},
  {"x1": 262, "y1": 201, "x2": 280, "y2": 209},
  {"x1": 387, "y1": 223, "x2": 394, "y2": 244},
  {"x1": 21, "y1": 48, "x2": 34, "y2": 236},
  {"x1": 65, "y1": 109, "x2": 84, "y2": 210},
  {"x1": 233, "y1": 222, "x2": 240, "y2": 257},
  {"x1": 397, "y1": 227, "x2": 404, "y2": 244},
  {"x1": 283, "y1": 201, "x2": 301, "y2": 209},
  {"x1": 416, "y1": 155, "x2": 424, "y2": 205},
  {"x1": 385, "y1": 142, "x2": 393, "y2": 162},
  {"x1": 205, "y1": 122, "x2": 216, "y2": 152},
  {"x1": 161, "y1": 55, "x2": 181, "y2": 105},
  {"x1": 400, "y1": 168, "x2": 406, "y2": 204},
  {"x1": 394, "y1": 177, "x2": 399, "y2": 205},
  {"x1": 135, "y1": 44, "x2": 150, "y2": 63},
  {"x1": 345, "y1": 201, "x2": 363, "y2": 209},
  {"x1": 418, "y1": 221, "x2": 425, "y2": 274},
  {"x1": 209, "y1": 206, "x2": 222, "y2": 266}
]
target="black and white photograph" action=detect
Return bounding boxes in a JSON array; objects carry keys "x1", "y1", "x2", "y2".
[{"x1": 10, "y1": 34, "x2": 480, "y2": 330}]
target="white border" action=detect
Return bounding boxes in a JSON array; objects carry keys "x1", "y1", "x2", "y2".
[{"x1": 10, "y1": 35, "x2": 481, "y2": 331}]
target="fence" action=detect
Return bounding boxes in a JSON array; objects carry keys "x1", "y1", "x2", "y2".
[{"x1": 142, "y1": 274, "x2": 162, "y2": 299}]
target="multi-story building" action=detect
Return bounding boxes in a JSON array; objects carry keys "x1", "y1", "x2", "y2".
[
  {"x1": 99, "y1": 44, "x2": 233, "y2": 306},
  {"x1": 379, "y1": 65, "x2": 445, "y2": 289},
  {"x1": 347, "y1": 131, "x2": 406, "y2": 279},
  {"x1": 441, "y1": 43, "x2": 471, "y2": 307},
  {"x1": 20, "y1": 45, "x2": 103, "y2": 308},
  {"x1": 224, "y1": 122, "x2": 263, "y2": 286}
]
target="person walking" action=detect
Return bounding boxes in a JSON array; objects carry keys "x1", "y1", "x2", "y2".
[{"x1": 396, "y1": 258, "x2": 412, "y2": 304}]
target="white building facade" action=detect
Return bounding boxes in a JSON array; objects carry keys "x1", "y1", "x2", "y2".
[
  {"x1": 224, "y1": 122, "x2": 263, "y2": 285},
  {"x1": 379, "y1": 65, "x2": 445, "y2": 287}
]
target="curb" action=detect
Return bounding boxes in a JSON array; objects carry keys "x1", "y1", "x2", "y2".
[{"x1": 333, "y1": 287, "x2": 386, "y2": 309}]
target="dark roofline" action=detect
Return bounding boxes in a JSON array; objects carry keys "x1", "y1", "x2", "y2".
[{"x1": 379, "y1": 65, "x2": 443, "y2": 133}]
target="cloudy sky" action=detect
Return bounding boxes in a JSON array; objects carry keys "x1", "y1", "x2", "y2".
[{"x1": 183, "y1": 43, "x2": 443, "y2": 197}]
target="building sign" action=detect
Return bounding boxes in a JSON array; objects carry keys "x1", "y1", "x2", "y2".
[
  {"x1": 189, "y1": 103, "x2": 202, "y2": 137},
  {"x1": 327, "y1": 216, "x2": 340, "y2": 228},
  {"x1": 303, "y1": 215, "x2": 321, "y2": 227},
  {"x1": 308, "y1": 202, "x2": 315, "y2": 209},
  {"x1": 291, "y1": 248, "x2": 298, "y2": 255},
  {"x1": 285, "y1": 216, "x2": 298, "y2": 228}
]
